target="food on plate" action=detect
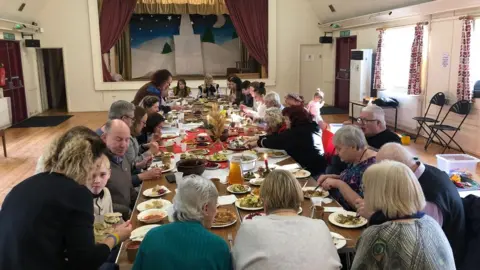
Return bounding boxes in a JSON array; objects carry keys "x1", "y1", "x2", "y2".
[
  {"x1": 249, "y1": 178, "x2": 264, "y2": 186},
  {"x1": 141, "y1": 212, "x2": 167, "y2": 222},
  {"x1": 238, "y1": 195, "x2": 263, "y2": 208},
  {"x1": 93, "y1": 222, "x2": 114, "y2": 242},
  {"x1": 188, "y1": 149, "x2": 209, "y2": 155},
  {"x1": 205, "y1": 161, "x2": 219, "y2": 168},
  {"x1": 161, "y1": 134, "x2": 177, "y2": 139},
  {"x1": 243, "y1": 171, "x2": 256, "y2": 180},
  {"x1": 144, "y1": 200, "x2": 164, "y2": 210},
  {"x1": 239, "y1": 155, "x2": 255, "y2": 162},
  {"x1": 303, "y1": 189, "x2": 328, "y2": 198},
  {"x1": 151, "y1": 185, "x2": 167, "y2": 196},
  {"x1": 180, "y1": 153, "x2": 205, "y2": 160},
  {"x1": 155, "y1": 151, "x2": 173, "y2": 158},
  {"x1": 335, "y1": 214, "x2": 363, "y2": 225},
  {"x1": 228, "y1": 138, "x2": 248, "y2": 149},
  {"x1": 244, "y1": 212, "x2": 266, "y2": 220},
  {"x1": 151, "y1": 163, "x2": 170, "y2": 171},
  {"x1": 208, "y1": 152, "x2": 227, "y2": 162},
  {"x1": 270, "y1": 151, "x2": 285, "y2": 157},
  {"x1": 293, "y1": 169, "x2": 310, "y2": 178},
  {"x1": 213, "y1": 209, "x2": 237, "y2": 226},
  {"x1": 229, "y1": 184, "x2": 248, "y2": 193},
  {"x1": 104, "y1": 212, "x2": 122, "y2": 224},
  {"x1": 251, "y1": 188, "x2": 260, "y2": 196}
]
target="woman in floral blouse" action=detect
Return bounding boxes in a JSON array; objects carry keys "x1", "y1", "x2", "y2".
[{"x1": 317, "y1": 125, "x2": 376, "y2": 210}]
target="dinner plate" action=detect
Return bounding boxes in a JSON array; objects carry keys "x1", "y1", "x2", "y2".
[
  {"x1": 211, "y1": 211, "x2": 238, "y2": 228},
  {"x1": 205, "y1": 155, "x2": 228, "y2": 163},
  {"x1": 292, "y1": 169, "x2": 311, "y2": 179},
  {"x1": 249, "y1": 178, "x2": 265, "y2": 186},
  {"x1": 331, "y1": 232, "x2": 347, "y2": 249},
  {"x1": 235, "y1": 200, "x2": 264, "y2": 211},
  {"x1": 149, "y1": 161, "x2": 175, "y2": 173},
  {"x1": 328, "y1": 211, "x2": 368, "y2": 229},
  {"x1": 161, "y1": 133, "x2": 179, "y2": 139},
  {"x1": 137, "y1": 199, "x2": 172, "y2": 212},
  {"x1": 268, "y1": 151, "x2": 288, "y2": 159},
  {"x1": 137, "y1": 209, "x2": 168, "y2": 224},
  {"x1": 187, "y1": 149, "x2": 210, "y2": 155},
  {"x1": 227, "y1": 185, "x2": 251, "y2": 194},
  {"x1": 130, "y1": 225, "x2": 160, "y2": 241},
  {"x1": 302, "y1": 187, "x2": 329, "y2": 199},
  {"x1": 205, "y1": 163, "x2": 220, "y2": 170},
  {"x1": 217, "y1": 150, "x2": 234, "y2": 155},
  {"x1": 143, "y1": 186, "x2": 171, "y2": 198}
]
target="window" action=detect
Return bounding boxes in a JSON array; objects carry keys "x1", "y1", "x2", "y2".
[{"x1": 382, "y1": 25, "x2": 428, "y2": 92}]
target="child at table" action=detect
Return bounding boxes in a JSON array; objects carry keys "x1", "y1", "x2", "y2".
[
  {"x1": 306, "y1": 89, "x2": 325, "y2": 124},
  {"x1": 88, "y1": 154, "x2": 113, "y2": 218}
]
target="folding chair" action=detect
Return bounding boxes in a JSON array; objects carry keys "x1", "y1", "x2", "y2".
[
  {"x1": 412, "y1": 92, "x2": 446, "y2": 142},
  {"x1": 424, "y1": 100, "x2": 472, "y2": 153}
]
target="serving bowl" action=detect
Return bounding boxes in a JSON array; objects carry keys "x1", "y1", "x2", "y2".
[{"x1": 176, "y1": 159, "x2": 206, "y2": 176}]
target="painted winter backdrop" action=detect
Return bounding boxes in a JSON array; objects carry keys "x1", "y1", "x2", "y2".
[{"x1": 130, "y1": 14, "x2": 240, "y2": 78}]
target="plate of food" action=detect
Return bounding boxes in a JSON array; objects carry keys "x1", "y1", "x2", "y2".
[
  {"x1": 130, "y1": 224, "x2": 161, "y2": 241},
  {"x1": 161, "y1": 133, "x2": 179, "y2": 139},
  {"x1": 143, "y1": 185, "x2": 171, "y2": 198},
  {"x1": 187, "y1": 149, "x2": 210, "y2": 155},
  {"x1": 243, "y1": 212, "x2": 266, "y2": 222},
  {"x1": 235, "y1": 195, "x2": 263, "y2": 210},
  {"x1": 93, "y1": 222, "x2": 114, "y2": 242},
  {"x1": 149, "y1": 161, "x2": 175, "y2": 173},
  {"x1": 331, "y1": 232, "x2": 347, "y2": 250},
  {"x1": 328, "y1": 211, "x2": 368, "y2": 228},
  {"x1": 137, "y1": 198, "x2": 172, "y2": 212},
  {"x1": 243, "y1": 171, "x2": 258, "y2": 181},
  {"x1": 292, "y1": 169, "x2": 311, "y2": 179},
  {"x1": 250, "y1": 187, "x2": 260, "y2": 196},
  {"x1": 218, "y1": 149, "x2": 234, "y2": 155},
  {"x1": 302, "y1": 187, "x2": 329, "y2": 199},
  {"x1": 227, "y1": 184, "x2": 251, "y2": 194},
  {"x1": 212, "y1": 209, "x2": 238, "y2": 228},
  {"x1": 104, "y1": 212, "x2": 123, "y2": 225},
  {"x1": 249, "y1": 177, "x2": 265, "y2": 186},
  {"x1": 268, "y1": 150, "x2": 288, "y2": 159},
  {"x1": 227, "y1": 138, "x2": 249, "y2": 151},
  {"x1": 137, "y1": 209, "x2": 168, "y2": 224},
  {"x1": 206, "y1": 152, "x2": 228, "y2": 162},
  {"x1": 205, "y1": 161, "x2": 220, "y2": 170}
]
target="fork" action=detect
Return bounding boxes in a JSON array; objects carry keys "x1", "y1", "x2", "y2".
[{"x1": 227, "y1": 233, "x2": 233, "y2": 249}]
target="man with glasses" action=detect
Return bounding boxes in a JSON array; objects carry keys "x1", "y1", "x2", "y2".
[
  {"x1": 96, "y1": 100, "x2": 136, "y2": 136},
  {"x1": 326, "y1": 104, "x2": 400, "y2": 174}
]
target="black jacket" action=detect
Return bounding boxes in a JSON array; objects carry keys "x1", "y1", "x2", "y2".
[
  {"x1": 419, "y1": 165, "x2": 465, "y2": 267},
  {"x1": 257, "y1": 122, "x2": 327, "y2": 175},
  {"x1": 462, "y1": 194, "x2": 480, "y2": 269},
  {"x1": 0, "y1": 172, "x2": 110, "y2": 270}
]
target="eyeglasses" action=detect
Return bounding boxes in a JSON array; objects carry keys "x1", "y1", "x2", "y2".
[
  {"x1": 356, "y1": 118, "x2": 378, "y2": 125},
  {"x1": 123, "y1": 115, "x2": 135, "y2": 121}
]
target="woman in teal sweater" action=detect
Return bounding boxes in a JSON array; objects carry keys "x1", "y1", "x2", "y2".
[{"x1": 133, "y1": 175, "x2": 232, "y2": 270}]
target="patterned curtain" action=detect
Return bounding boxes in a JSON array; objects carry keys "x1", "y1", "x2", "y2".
[
  {"x1": 373, "y1": 29, "x2": 385, "y2": 90},
  {"x1": 457, "y1": 18, "x2": 474, "y2": 101},
  {"x1": 407, "y1": 24, "x2": 424, "y2": 95}
]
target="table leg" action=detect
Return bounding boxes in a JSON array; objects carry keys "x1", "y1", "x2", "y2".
[
  {"x1": 1, "y1": 130, "x2": 6, "y2": 158},
  {"x1": 394, "y1": 108, "x2": 398, "y2": 132}
]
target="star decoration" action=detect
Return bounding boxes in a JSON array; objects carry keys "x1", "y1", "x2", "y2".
[{"x1": 167, "y1": 16, "x2": 172, "y2": 21}]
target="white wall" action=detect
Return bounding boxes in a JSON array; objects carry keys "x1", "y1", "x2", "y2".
[{"x1": 322, "y1": 8, "x2": 480, "y2": 156}]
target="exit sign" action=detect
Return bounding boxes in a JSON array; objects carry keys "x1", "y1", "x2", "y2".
[
  {"x1": 3, "y1": 33, "x2": 15, "y2": 41},
  {"x1": 340, "y1": 30, "x2": 351, "y2": 37}
]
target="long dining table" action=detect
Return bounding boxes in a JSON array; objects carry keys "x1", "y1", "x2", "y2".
[{"x1": 116, "y1": 105, "x2": 365, "y2": 269}]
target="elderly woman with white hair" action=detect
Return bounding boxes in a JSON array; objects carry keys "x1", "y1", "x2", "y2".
[
  {"x1": 264, "y1": 107, "x2": 287, "y2": 135},
  {"x1": 317, "y1": 125, "x2": 376, "y2": 210},
  {"x1": 133, "y1": 175, "x2": 232, "y2": 270},
  {"x1": 233, "y1": 170, "x2": 341, "y2": 270},
  {"x1": 352, "y1": 160, "x2": 455, "y2": 270},
  {"x1": 264, "y1": 91, "x2": 284, "y2": 109}
]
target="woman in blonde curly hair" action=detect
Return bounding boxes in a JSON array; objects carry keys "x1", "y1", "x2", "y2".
[{"x1": 0, "y1": 126, "x2": 132, "y2": 270}]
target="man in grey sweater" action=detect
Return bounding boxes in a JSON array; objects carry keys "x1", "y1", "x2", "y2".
[{"x1": 102, "y1": 119, "x2": 138, "y2": 220}]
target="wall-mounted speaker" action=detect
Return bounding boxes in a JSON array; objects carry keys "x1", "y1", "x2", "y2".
[
  {"x1": 319, "y1": 36, "x2": 333, "y2": 44},
  {"x1": 25, "y1": 39, "x2": 40, "y2": 47}
]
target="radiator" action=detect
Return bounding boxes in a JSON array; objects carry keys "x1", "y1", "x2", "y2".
[
  {"x1": 377, "y1": 91, "x2": 423, "y2": 133},
  {"x1": 0, "y1": 97, "x2": 12, "y2": 129}
]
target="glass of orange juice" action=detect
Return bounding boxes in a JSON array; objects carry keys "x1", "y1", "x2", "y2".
[{"x1": 228, "y1": 156, "x2": 244, "y2": 185}]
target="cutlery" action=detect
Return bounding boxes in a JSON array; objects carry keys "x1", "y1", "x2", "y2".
[
  {"x1": 332, "y1": 236, "x2": 352, "y2": 241},
  {"x1": 312, "y1": 184, "x2": 321, "y2": 192},
  {"x1": 227, "y1": 233, "x2": 233, "y2": 249}
]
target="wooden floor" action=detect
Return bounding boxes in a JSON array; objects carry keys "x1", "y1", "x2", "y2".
[{"x1": 0, "y1": 111, "x2": 478, "y2": 205}]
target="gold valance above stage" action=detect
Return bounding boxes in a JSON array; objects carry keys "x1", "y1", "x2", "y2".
[{"x1": 134, "y1": 0, "x2": 229, "y2": 14}]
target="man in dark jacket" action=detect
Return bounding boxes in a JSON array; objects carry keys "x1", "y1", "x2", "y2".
[
  {"x1": 101, "y1": 119, "x2": 138, "y2": 220},
  {"x1": 376, "y1": 143, "x2": 466, "y2": 267}
]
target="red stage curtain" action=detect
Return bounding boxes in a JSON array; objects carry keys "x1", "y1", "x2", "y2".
[
  {"x1": 225, "y1": 0, "x2": 268, "y2": 70},
  {"x1": 99, "y1": 0, "x2": 137, "y2": 82}
]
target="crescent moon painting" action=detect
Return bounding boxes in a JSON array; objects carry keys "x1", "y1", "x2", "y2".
[{"x1": 212, "y1": 14, "x2": 226, "y2": 28}]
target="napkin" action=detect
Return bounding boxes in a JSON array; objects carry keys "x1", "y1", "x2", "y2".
[
  {"x1": 324, "y1": 207, "x2": 344, "y2": 213},
  {"x1": 311, "y1": 197, "x2": 333, "y2": 206},
  {"x1": 217, "y1": 195, "x2": 237, "y2": 205}
]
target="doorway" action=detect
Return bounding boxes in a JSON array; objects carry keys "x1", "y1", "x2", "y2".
[
  {"x1": 334, "y1": 36, "x2": 357, "y2": 110},
  {"x1": 0, "y1": 40, "x2": 28, "y2": 124},
  {"x1": 300, "y1": 44, "x2": 323, "y2": 103},
  {"x1": 37, "y1": 48, "x2": 67, "y2": 112}
]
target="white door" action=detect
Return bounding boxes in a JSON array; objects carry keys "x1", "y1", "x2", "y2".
[{"x1": 300, "y1": 44, "x2": 323, "y2": 102}]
